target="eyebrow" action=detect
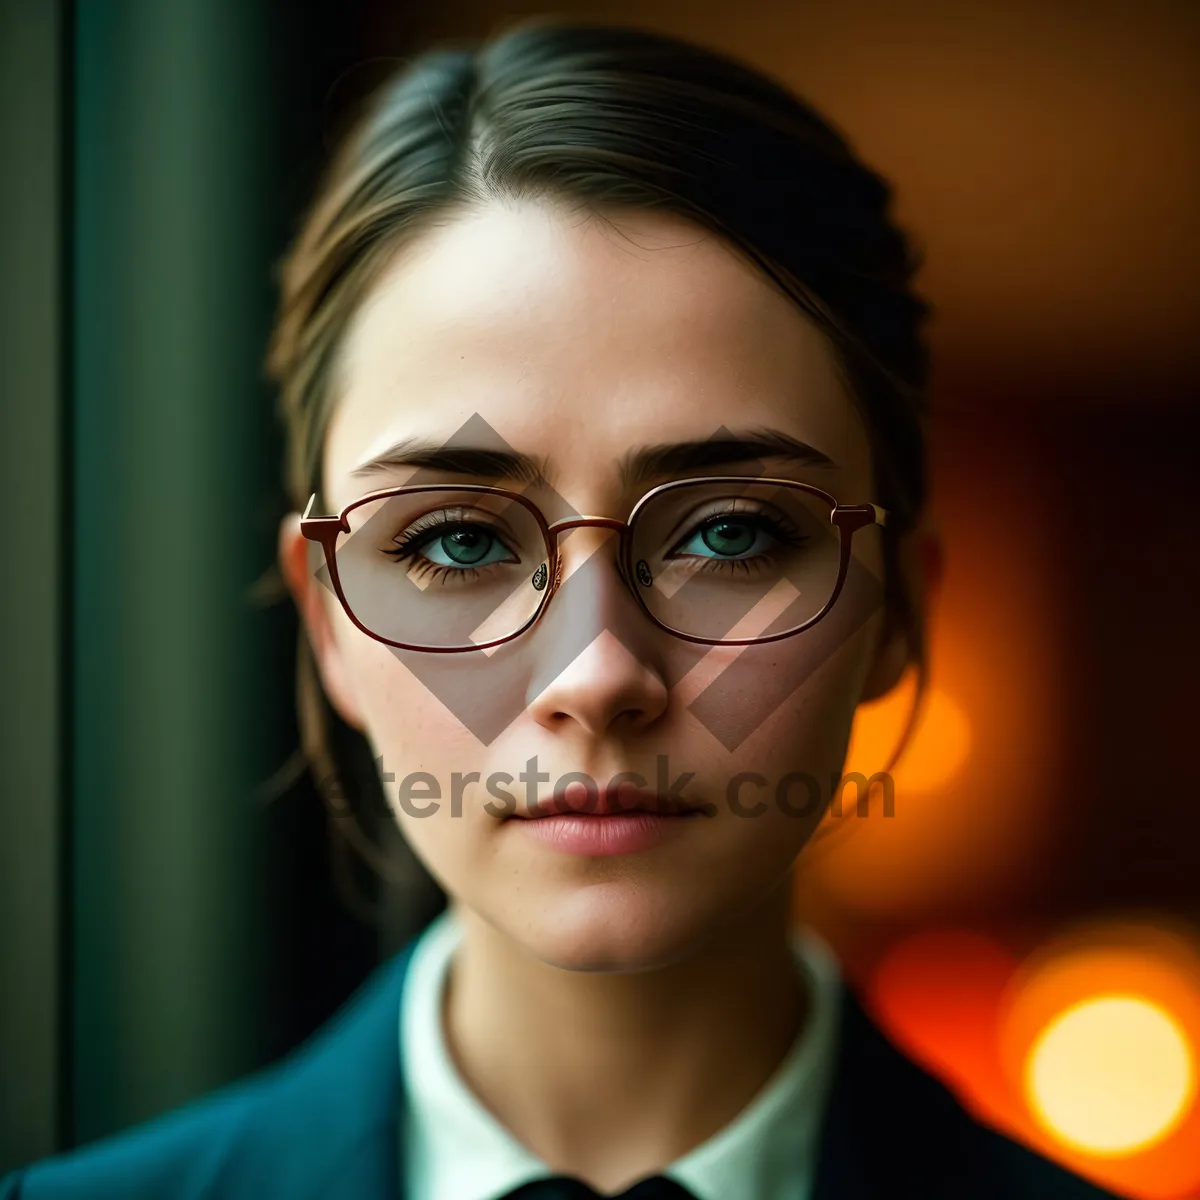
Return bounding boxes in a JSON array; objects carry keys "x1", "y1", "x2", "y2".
[{"x1": 349, "y1": 427, "x2": 837, "y2": 490}]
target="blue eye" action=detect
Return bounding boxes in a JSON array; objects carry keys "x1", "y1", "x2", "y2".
[
  {"x1": 418, "y1": 526, "x2": 512, "y2": 568},
  {"x1": 384, "y1": 518, "x2": 520, "y2": 579},
  {"x1": 677, "y1": 517, "x2": 773, "y2": 560}
]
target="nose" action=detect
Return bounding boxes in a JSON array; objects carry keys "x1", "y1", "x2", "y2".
[{"x1": 524, "y1": 528, "x2": 669, "y2": 738}]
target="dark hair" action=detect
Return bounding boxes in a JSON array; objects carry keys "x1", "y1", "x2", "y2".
[{"x1": 264, "y1": 16, "x2": 931, "y2": 914}]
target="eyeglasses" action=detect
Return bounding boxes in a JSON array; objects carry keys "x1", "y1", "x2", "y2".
[{"x1": 300, "y1": 476, "x2": 887, "y2": 653}]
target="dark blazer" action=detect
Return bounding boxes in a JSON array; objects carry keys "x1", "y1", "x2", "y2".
[{"x1": 2, "y1": 935, "x2": 1127, "y2": 1199}]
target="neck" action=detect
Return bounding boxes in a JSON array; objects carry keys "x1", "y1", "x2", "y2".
[{"x1": 442, "y1": 878, "x2": 809, "y2": 1194}]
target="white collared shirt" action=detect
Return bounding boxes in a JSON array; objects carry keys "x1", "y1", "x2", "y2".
[{"x1": 399, "y1": 907, "x2": 842, "y2": 1200}]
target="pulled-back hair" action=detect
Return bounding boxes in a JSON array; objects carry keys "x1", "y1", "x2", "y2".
[{"x1": 263, "y1": 17, "x2": 931, "y2": 911}]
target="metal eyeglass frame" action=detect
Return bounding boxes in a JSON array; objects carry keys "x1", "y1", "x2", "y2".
[{"x1": 300, "y1": 475, "x2": 888, "y2": 654}]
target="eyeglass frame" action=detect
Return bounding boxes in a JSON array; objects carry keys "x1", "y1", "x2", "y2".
[{"x1": 299, "y1": 475, "x2": 888, "y2": 654}]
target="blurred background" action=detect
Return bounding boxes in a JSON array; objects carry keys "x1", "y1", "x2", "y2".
[{"x1": 1, "y1": 0, "x2": 1197, "y2": 1195}]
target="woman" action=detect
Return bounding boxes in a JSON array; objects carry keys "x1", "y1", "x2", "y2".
[{"x1": 4, "y1": 18, "x2": 1123, "y2": 1200}]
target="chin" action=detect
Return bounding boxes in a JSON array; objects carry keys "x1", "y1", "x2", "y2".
[{"x1": 515, "y1": 882, "x2": 720, "y2": 974}]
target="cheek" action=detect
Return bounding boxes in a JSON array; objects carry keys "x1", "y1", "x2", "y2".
[
  {"x1": 676, "y1": 620, "x2": 879, "y2": 896},
  {"x1": 338, "y1": 634, "x2": 491, "y2": 858},
  {"x1": 675, "y1": 597, "x2": 882, "y2": 781},
  {"x1": 340, "y1": 632, "x2": 463, "y2": 760}
]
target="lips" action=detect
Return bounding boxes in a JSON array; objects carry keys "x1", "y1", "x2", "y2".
[{"x1": 516, "y1": 786, "x2": 700, "y2": 820}]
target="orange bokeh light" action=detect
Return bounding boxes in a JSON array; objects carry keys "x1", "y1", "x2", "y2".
[
  {"x1": 1024, "y1": 994, "x2": 1195, "y2": 1157},
  {"x1": 998, "y1": 920, "x2": 1200, "y2": 1199}
]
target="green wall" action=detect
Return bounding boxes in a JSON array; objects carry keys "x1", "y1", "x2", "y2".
[
  {"x1": 70, "y1": 0, "x2": 273, "y2": 1147},
  {"x1": 0, "y1": 0, "x2": 64, "y2": 1170}
]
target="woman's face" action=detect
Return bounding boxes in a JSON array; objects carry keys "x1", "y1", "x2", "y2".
[{"x1": 282, "y1": 200, "x2": 909, "y2": 972}]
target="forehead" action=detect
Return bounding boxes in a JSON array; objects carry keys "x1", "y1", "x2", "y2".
[{"x1": 324, "y1": 200, "x2": 872, "y2": 508}]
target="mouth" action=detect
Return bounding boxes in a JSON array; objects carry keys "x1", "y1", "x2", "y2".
[{"x1": 510, "y1": 786, "x2": 705, "y2": 856}]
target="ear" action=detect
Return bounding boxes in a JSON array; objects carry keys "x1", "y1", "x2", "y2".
[
  {"x1": 859, "y1": 511, "x2": 944, "y2": 703},
  {"x1": 278, "y1": 512, "x2": 367, "y2": 730}
]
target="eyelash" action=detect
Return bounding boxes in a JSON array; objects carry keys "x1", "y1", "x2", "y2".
[{"x1": 382, "y1": 511, "x2": 514, "y2": 585}]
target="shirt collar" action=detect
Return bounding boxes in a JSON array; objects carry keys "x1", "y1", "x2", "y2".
[{"x1": 399, "y1": 908, "x2": 843, "y2": 1200}]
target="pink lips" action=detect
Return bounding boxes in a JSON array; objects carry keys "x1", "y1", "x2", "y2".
[{"x1": 511, "y1": 786, "x2": 705, "y2": 856}]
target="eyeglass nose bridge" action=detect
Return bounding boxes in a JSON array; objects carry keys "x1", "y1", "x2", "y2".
[
  {"x1": 539, "y1": 514, "x2": 638, "y2": 599},
  {"x1": 546, "y1": 514, "x2": 629, "y2": 536}
]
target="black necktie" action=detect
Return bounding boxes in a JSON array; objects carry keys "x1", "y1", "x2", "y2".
[{"x1": 500, "y1": 1174, "x2": 698, "y2": 1199}]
